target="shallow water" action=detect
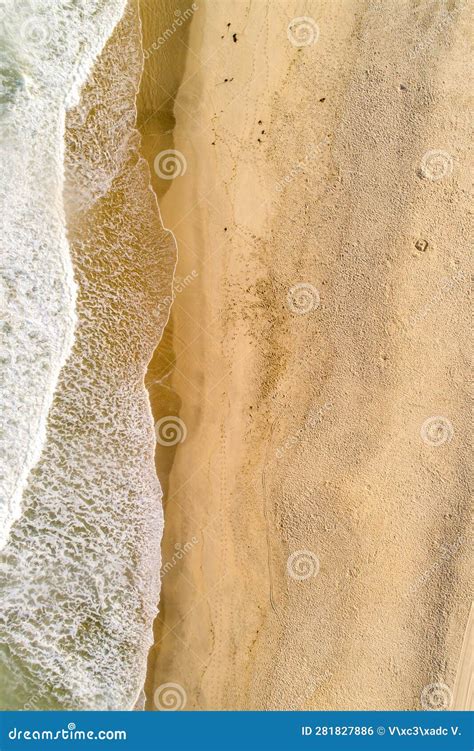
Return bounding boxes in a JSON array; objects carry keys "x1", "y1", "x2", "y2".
[
  {"x1": 0, "y1": 0, "x2": 175, "y2": 709},
  {"x1": 0, "y1": 0, "x2": 130, "y2": 544}
]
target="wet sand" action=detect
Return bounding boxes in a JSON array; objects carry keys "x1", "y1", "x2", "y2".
[{"x1": 137, "y1": 0, "x2": 472, "y2": 710}]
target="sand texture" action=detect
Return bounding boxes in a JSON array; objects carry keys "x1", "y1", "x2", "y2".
[{"x1": 136, "y1": 0, "x2": 472, "y2": 710}]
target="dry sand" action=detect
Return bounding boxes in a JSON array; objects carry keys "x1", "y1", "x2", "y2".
[{"x1": 137, "y1": 0, "x2": 472, "y2": 710}]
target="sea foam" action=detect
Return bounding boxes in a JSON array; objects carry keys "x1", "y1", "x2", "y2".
[
  {"x1": 0, "y1": 0, "x2": 129, "y2": 545},
  {"x1": 0, "y1": 0, "x2": 175, "y2": 709}
]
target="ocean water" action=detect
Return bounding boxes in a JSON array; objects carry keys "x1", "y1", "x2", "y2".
[
  {"x1": 0, "y1": 0, "x2": 130, "y2": 546},
  {"x1": 0, "y1": 0, "x2": 176, "y2": 709}
]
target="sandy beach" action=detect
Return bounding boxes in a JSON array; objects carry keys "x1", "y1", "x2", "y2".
[
  {"x1": 137, "y1": 0, "x2": 472, "y2": 710},
  {"x1": 1, "y1": 0, "x2": 470, "y2": 716}
]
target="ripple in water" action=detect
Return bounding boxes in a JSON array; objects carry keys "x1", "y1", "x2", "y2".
[{"x1": 0, "y1": 0, "x2": 176, "y2": 709}]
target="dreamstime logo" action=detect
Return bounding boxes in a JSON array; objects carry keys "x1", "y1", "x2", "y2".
[
  {"x1": 154, "y1": 682, "x2": 187, "y2": 711},
  {"x1": 144, "y1": 3, "x2": 199, "y2": 59},
  {"x1": 155, "y1": 416, "x2": 187, "y2": 446},
  {"x1": 286, "y1": 283, "x2": 320, "y2": 315},
  {"x1": 161, "y1": 537, "x2": 199, "y2": 579},
  {"x1": 154, "y1": 269, "x2": 199, "y2": 316},
  {"x1": 420, "y1": 416, "x2": 453, "y2": 447},
  {"x1": 287, "y1": 550, "x2": 320, "y2": 580},
  {"x1": 275, "y1": 401, "x2": 332, "y2": 459},
  {"x1": 23, "y1": 692, "x2": 45, "y2": 711},
  {"x1": 287, "y1": 16, "x2": 320, "y2": 47},
  {"x1": 420, "y1": 682, "x2": 452, "y2": 711},
  {"x1": 275, "y1": 136, "x2": 330, "y2": 193},
  {"x1": 154, "y1": 149, "x2": 187, "y2": 180},
  {"x1": 419, "y1": 150, "x2": 453, "y2": 181},
  {"x1": 20, "y1": 16, "x2": 50, "y2": 47}
]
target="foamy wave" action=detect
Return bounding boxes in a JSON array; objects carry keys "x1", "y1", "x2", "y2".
[
  {"x1": 0, "y1": 0, "x2": 128, "y2": 547},
  {"x1": 0, "y1": 0, "x2": 175, "y2": 709}
]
